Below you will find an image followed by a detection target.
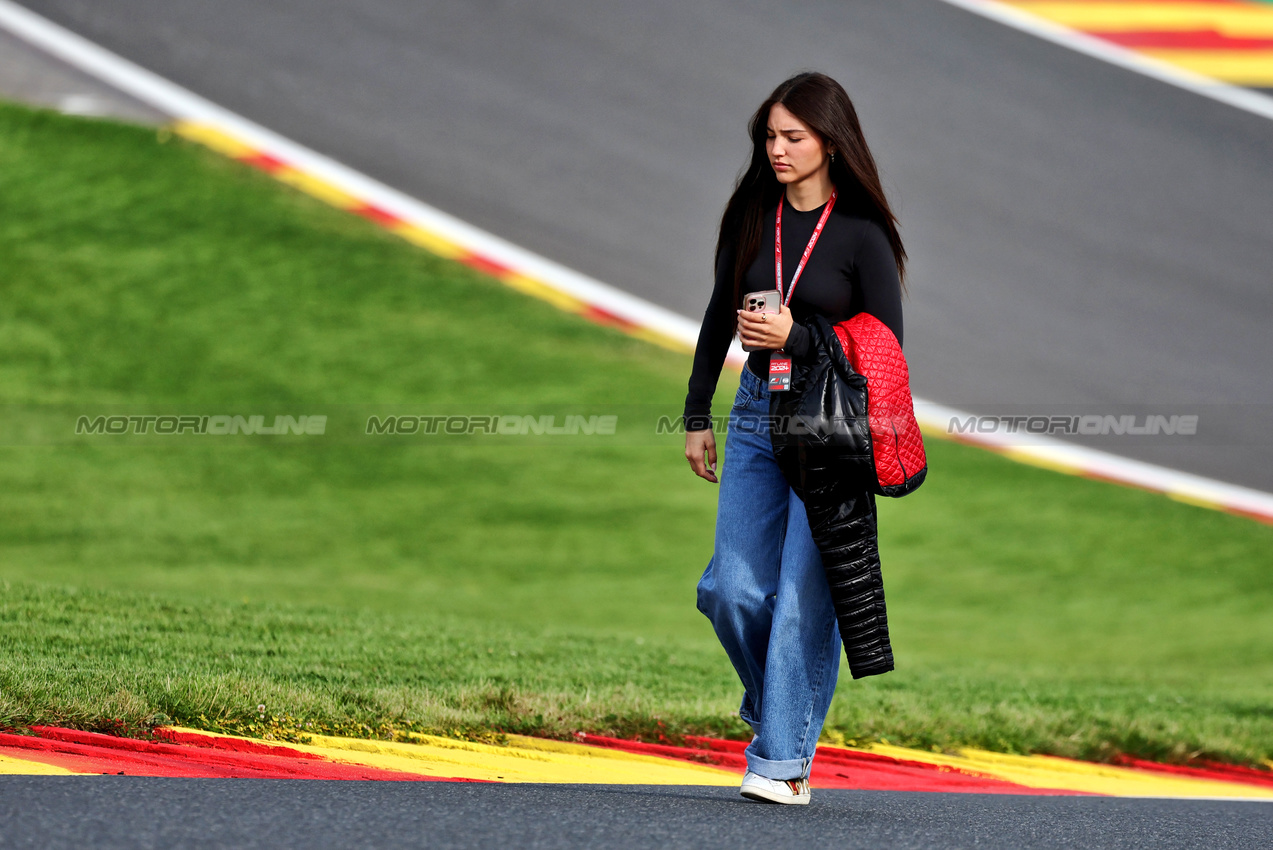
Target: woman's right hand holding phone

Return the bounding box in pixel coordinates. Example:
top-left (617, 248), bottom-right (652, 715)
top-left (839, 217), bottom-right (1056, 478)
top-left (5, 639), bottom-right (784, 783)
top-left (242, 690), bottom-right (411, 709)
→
top-left (737, 302), bottom-right (794, 350)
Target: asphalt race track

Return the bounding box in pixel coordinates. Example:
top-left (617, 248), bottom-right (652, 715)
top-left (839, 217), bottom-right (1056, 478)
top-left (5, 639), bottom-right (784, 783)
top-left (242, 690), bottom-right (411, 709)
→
top-left (2, 777), bottom-right (1271, 850)
top-left (16, 0), bottom-right (1273, 491)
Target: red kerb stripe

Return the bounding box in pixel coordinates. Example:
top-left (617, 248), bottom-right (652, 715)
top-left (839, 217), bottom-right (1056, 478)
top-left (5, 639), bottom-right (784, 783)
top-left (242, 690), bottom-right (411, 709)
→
top-left (236, 152), bottom-right (287, 173)
top-left (1090, 30), bottom-right (1273, 51)
top-left (580, 305), bottom-right (638, 330)
top-left (459, 254), bottom-right (513, 278)
top-left (350, 204), bottom-right (405, 227)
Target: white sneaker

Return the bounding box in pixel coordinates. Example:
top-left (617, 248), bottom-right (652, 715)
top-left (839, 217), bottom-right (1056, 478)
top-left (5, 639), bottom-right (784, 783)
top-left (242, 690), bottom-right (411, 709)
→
top-left (739, 770), bottom-right (811, 805)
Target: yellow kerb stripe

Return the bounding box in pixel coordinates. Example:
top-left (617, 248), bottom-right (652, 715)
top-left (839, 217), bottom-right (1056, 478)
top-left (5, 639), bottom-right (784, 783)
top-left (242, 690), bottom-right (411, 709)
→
top-left (626, 325), bottom-right (697, 354)
top-left (865, 744), bottom-right (1273, 799)
top-left (0, 752), bottom-right (85, 776)
top-left (1167, 490), bottom-right (1225, 510)
top-left (385, 223), bottom-right (470, 259)
top-left (271, 168), bottom-right (362, 209)
top-left (1136, 49), bottom-right (1273, 84)
top-left (996, 448), bottom-right (1085, 476)
top-left (164, 727), bottom-right (740, 786)
top-left (501, 273), bottom-right (589, 313)
top-left (171, 120), bottom-right (259, 158)
top-left (1007, 3), bottom-right (1273, 37)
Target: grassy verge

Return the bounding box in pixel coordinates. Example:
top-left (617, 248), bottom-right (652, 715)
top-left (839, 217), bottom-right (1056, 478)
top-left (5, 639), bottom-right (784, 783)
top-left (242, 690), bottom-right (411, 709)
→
top-left (1, 102), bottom-right (1270, 767)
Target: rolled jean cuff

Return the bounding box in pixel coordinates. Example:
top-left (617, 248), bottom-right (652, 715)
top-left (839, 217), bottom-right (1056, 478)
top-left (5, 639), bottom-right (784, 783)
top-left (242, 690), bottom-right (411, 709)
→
top-left (745, 751), bottom-right (811, 782)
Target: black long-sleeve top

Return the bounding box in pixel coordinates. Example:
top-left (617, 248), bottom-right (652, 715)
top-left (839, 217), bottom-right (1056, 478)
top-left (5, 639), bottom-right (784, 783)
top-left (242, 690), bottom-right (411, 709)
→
top-left (684, 195), bottom-right (903, 431)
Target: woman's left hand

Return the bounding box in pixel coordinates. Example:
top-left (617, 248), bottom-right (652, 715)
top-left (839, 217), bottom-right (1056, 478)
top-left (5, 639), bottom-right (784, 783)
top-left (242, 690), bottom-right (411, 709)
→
top-left (737, 303), bottom-right (794, 350)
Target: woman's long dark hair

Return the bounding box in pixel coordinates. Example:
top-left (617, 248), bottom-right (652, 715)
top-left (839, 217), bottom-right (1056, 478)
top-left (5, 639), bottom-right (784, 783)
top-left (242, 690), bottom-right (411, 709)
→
top-left (716, 72), bottom-right (907, 307)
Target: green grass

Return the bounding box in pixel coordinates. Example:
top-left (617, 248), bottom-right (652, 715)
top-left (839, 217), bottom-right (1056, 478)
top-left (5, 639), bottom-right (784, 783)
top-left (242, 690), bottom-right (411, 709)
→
top-left (1, 101), bottom-right (1270, 767)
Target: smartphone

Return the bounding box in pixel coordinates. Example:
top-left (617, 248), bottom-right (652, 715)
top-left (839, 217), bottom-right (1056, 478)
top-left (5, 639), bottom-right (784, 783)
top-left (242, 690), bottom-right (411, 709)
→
top-left (740, 289), bottom-right (781, 352)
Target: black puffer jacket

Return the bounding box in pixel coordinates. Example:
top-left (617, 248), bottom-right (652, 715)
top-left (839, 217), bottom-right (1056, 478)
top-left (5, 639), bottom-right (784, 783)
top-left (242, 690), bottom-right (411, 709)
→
top-left (770, 317), bottom-right (894, 679)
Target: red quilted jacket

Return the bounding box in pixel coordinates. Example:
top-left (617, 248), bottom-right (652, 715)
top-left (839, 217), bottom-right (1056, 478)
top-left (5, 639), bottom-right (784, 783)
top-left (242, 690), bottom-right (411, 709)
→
top-left (832, 313), bottom-right (927, 497)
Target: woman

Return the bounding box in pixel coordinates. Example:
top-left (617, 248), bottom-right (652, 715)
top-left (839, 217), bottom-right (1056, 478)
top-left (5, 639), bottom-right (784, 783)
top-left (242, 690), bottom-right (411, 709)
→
top-left (683, 72), bottom-right (906, 805)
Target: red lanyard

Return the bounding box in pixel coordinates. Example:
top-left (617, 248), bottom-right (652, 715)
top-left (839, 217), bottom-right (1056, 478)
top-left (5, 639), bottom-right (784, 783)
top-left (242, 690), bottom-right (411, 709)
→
top-left (775, 188), bottom-right (837, 306)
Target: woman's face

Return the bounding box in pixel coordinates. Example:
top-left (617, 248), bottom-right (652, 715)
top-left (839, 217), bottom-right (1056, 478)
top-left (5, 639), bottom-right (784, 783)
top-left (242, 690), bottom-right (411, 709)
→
top-left (765, 102), bottom-right (830, 186)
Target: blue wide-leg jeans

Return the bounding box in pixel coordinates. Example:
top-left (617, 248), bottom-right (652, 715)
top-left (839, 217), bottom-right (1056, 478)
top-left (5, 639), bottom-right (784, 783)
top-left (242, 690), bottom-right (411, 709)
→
top-left (696, 365), bottom-right (842, 781)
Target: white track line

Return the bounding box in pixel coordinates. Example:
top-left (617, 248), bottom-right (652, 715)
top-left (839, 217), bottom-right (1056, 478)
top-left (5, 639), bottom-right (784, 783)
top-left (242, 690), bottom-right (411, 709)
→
top-left (936, 0), bottom-right (1273, 122)
top-left (2, 0), bottom-right (1271, 521)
